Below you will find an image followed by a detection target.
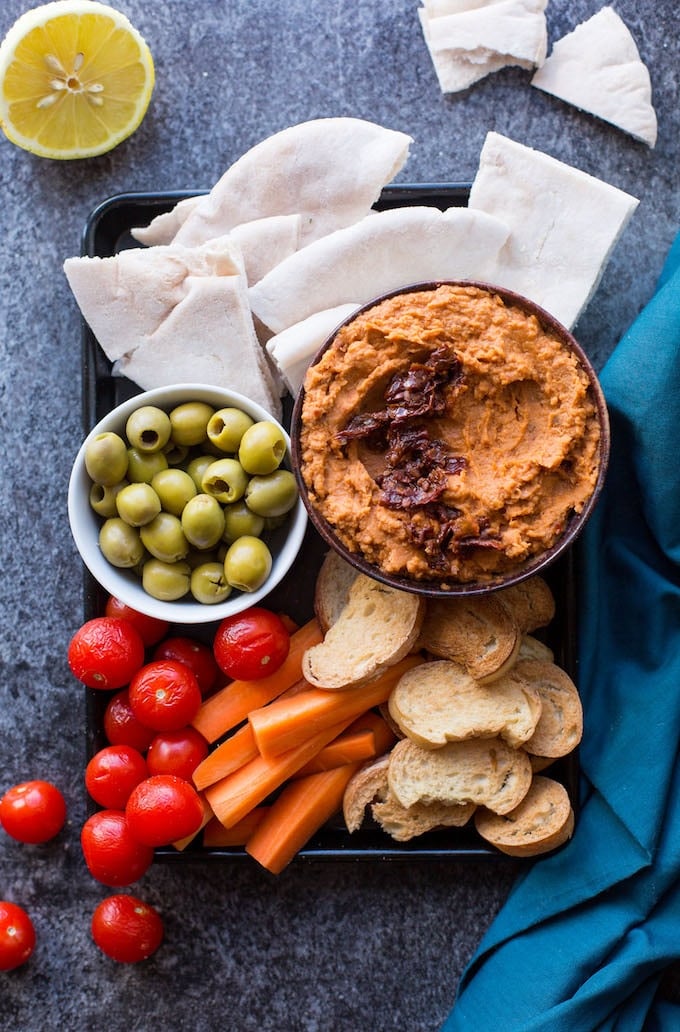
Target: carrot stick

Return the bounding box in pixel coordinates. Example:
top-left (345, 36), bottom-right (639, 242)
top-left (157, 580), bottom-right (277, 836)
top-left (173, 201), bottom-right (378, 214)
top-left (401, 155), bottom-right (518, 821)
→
top-left (192, 723), bottom-right (259, 791)
top-left (343, 709), bottom-right (397, 757)
top-left (203, 809), bottom-right (269, 847)
top-left (204, 717), bottom-right (354, 828)
top-left (249, 655), bottom-right (422, 758)
top-left (245, 763), bottom-right (362, 874)
top-left (191, 618), bottom-right (322, 743)
top-left (295, 727), bottom-right (377, 776)
top-left (172, 793), bottom-right (214, 851)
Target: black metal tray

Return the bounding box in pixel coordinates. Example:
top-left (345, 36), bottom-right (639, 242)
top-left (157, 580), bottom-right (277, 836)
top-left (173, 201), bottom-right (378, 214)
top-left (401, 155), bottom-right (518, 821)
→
top-left (79, 185), bottom-right (580, 863)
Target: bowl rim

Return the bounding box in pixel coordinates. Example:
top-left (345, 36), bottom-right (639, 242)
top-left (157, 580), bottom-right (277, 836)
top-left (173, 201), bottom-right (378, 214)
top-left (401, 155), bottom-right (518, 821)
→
top-left (69, 383), bottom-right (308, 623)
top-left (290, 279), bottom-right (610, 598)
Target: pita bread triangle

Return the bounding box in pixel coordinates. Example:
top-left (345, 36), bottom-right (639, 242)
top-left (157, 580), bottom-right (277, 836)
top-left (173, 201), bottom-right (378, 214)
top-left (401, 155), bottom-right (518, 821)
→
top-left (531, 7), bottom-right (657, 147)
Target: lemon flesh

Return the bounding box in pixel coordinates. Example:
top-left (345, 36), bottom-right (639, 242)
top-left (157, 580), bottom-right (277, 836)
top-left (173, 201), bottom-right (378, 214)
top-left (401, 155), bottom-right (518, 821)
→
top-left (0, 0), bottom-right (154, 159)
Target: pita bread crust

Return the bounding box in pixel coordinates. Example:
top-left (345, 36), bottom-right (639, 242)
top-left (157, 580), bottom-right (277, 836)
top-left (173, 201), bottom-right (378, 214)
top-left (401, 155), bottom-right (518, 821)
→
top-left (423, 0), bottom-right (548, 66)
top-left (468, 131), bottom-right (639, 328)
top-left (419, 8), bottom-right (521, 94)
top-left (531, 7), bottom-right (657, 147)
top-left (229, 214), bottom-right (302, 286)
top-left (131, 195), bottom-right (204, 246)
top-left (248, 205), bottom-right (510, 335)
top-left (266, 304), bottom-right (360, 396)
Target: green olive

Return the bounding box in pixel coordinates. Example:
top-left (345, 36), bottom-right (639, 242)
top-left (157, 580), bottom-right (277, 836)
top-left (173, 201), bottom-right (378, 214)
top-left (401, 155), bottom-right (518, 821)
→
top-left (140, 512), bottom-right (189, 563)
top-left (181, 494), bottom-right (225, 549)
top-left (185, 454), bottom-right (216, 492)
top-left (244, 469), bottom-right (298, 518)
top-left (202, 458), bottom-right (248, 504)
top-left (89, 480), bottom-right (129, 518)
top-left (163, 441), bottom-right (189, 466)
top-left (222, 499), bottom-right (265, 543)
top-left (190, 562), bottom-right (232, 604)
top-left (169, 402), bottom-right (215, 447)
top-left (224, 535), bottom-right (273, 592)
top-left (115, 482), bottom-right (162, 527)
top-left (151, 468), bottom-right (197, 517)
top-left (99, 518), bottom-right (145, 568)
top-left (125, 406), bottom-right (172, 453)
top-left (126, 447), bottom-right (168, 484)
top-left (238, 421), bottom-right (287, 475)
top-left (206, 407), bottom-right (254, 453)
top-left (85, 432), bottom-right (129, 486)
top-left (142, 558), bottom-right (191, 601)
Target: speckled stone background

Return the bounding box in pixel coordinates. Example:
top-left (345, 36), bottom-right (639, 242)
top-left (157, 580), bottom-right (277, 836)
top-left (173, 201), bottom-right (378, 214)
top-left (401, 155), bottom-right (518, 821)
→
top-left (0, 1), bottom-right (678, 1029)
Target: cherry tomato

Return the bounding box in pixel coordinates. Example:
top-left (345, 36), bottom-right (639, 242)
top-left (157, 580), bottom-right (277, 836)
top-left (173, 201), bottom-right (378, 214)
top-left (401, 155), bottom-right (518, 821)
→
top-left (152, 636), bottom-right (219, 696)
top-left (0, 780), bottom-right (66, 844)
top-left (85, 746), bottom-right (148, 810)
top-left (213, 608), bottom-right (291, 681)
top-left (103, 689), bottom-right (156, 752)
top-left (104, 596), bottom-right (169, 647)
top-left (91, 894), bottom-right (163, 963)
top-left (81, 810), bottom-right (154, 887)
top-left (125, 775), bottom-right (204, 847)
top-left (68, 617), bottom-right (145, 690)
top-left (0, 901), bottom-right (36, 971)
top-left (146, 728), bottom-right (209, 781)
top-left (128, 660), bottom-right (202, 732)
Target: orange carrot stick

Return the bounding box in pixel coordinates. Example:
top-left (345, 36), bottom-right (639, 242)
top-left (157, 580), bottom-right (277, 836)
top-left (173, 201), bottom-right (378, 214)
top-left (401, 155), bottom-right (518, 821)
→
top-left (295, 727), bottom-right (377, 776)
top-left (344, 709), bottom-right (397, 757)
top-left (204, 717), bottom-right (354, 828)
top-left (191, 618), bottom-right (322, 743)
top-left (249, 655), bottom-right (422, 758)
top-left (203, 809), bottom-right (269, 848)
top-left (192, 723), bottom-right (259, 791)
top-left (245, 763), bottom-right (362, 874)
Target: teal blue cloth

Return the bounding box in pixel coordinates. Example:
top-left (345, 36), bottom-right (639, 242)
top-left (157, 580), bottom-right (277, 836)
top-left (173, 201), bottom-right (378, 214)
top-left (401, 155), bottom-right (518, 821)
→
top-left (442, 232), bottom-right (680, 1032)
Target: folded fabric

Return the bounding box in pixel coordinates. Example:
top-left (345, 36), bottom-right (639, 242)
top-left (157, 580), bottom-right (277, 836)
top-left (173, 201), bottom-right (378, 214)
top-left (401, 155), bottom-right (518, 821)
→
top-left (441, 228), bottom-right (680, 1031)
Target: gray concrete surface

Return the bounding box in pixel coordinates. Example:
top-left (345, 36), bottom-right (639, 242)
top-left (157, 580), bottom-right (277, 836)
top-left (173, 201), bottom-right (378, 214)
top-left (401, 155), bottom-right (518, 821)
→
top-left (0, 1), bottom-right (678, 1029)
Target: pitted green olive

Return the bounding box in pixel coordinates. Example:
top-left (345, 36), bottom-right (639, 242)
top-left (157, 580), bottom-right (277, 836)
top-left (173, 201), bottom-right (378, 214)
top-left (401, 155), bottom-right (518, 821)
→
top-left (126, 447), bottom-right (168, 484)
top-left (162, 441), bottom-right (189, 466)
top-left (151, 468), bottom-right (197, 517)
top-left (181, 494), bottom-right (225, 549)
top-left (185, 454), bottom-right (216, 492)
top-left (224, 536), bottom-right (272, 592)
top-left (169, 402), bottom-right (215, 446)
top-left (142, 558), bottom-right (191, 601)
top-left (222, 500), bottom-right (265, 543)
top-left (190, 562), bottom-right (232, 604)
top-left (89, 480), bottom-right (129, 518)
top-left (238, 421), bottom-right (287, 475)
top-left (140, 512), bottom-right (189, 563)
top-left (115, 482), bottom-right (162, 527)
top-left (245, 469), bottom-right (298, 518)
top-left (85, 432), bottom-right (129, 486)
top-left (99, 518), bottom-right (145, 568)
top-left (125, 406), bottom-right (172, 453)
top-left (202, 458), bottom-right (248, 504)
top-left (206, 407), bottom-right (254, 453)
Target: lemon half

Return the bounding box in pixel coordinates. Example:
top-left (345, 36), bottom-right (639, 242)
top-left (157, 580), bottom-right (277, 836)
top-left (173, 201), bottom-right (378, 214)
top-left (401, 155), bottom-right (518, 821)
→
top-left (0, 0), bottom-right (154, 159)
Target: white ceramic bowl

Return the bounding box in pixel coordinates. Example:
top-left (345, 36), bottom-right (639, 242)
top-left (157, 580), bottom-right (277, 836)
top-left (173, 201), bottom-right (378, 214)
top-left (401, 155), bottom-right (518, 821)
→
top-left (68, 383), bottom-right (307, 624)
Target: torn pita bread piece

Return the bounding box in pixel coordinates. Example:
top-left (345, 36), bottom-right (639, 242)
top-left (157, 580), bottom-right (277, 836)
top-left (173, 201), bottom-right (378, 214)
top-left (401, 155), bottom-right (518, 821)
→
top-left (131, 194), bottom-right (204, 246)
top-left (423, 0), bottom-right (509, 14)
top-left (418, 9), bottom-right (514, 93)
top-left (158, 118), bottom-right (412, 250)
top-left (422, 0), bottom-right (548, 67)
top-left (468, 131), bottom-right (639, 329)
top-left (228, 214), bottom-right (302, 286)
top-left (248, 205), bottom-right (510, 335)
top-left (531, 7), bottom-right (657, 148)
top-left (265, 303), bottom-right (359, 396)
top-left (64, 237), bottom-right (281, 417)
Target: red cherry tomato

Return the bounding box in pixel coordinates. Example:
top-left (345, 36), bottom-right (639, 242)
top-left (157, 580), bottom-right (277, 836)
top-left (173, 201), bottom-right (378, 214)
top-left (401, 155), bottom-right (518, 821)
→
top-left (213, 608), bottom-right (290, 681)
top-left (152, 636), bottom-right (219, 696)
top-left (0, 901), bottom-right (36, 971)
top-left (81, 810), bottom-right (154, 887)
top-left (125, 775), bottom-right (204, 847)
top-left (146, 727), bottom-right (209, 781)
top-left (91, 894), bottom-right (163, 963)
top-left (68, 617), bottom-right (145, 690)
top-left (0, 780), bottom-right (66, 844)
top-left (103, 689), bottom-right (156, 752)
top-left (104, 597), bottom-right (169, 647)
top-left (128, 660), bottom-right (202, 732)
top-left (85, 746), bottom-right (148, 809)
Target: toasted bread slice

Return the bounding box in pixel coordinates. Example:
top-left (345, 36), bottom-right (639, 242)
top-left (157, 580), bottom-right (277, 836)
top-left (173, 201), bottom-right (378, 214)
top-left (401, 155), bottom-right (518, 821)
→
top-left (418, 594), bottom-right (520, 683)
top-left (302, 573), bottom-right (426, 690)
top-left (515, 659), bottom-right (583, 757)
top-left (387, 736), bottom-right (532, 815)
top-left (496, 575), bottom-right (556, 633)
top-left (474, 775), bottom-right (574, 857)
top-left (518, 634), bottom-right (554, 663)
top-left (313, 550), bottom-right (360, 633)
top-left (343, 754), bottom-right (474, 841)
top-left (388, 660), bottom-right (542, 749)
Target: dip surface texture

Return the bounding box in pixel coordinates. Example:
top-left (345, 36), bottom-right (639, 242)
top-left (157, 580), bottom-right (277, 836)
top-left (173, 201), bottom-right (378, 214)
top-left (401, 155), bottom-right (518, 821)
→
top-left (299, 284), bottom-right (601, 585)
